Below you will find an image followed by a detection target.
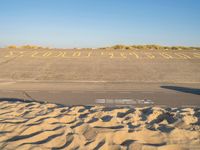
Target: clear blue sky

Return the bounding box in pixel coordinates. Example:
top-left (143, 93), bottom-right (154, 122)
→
top-left (0, 0), bottom-right (200, 48)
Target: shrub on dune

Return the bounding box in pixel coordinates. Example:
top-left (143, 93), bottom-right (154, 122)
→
top-left (6, 45), bottom-right (47, 49)
top-left (7, 45), bottom-right (18, 49)
top-left (20, 45), bottom-right (42, 49)
top-left (18, 45), bottom-right (49, 49)
top-left (112, 45), bottom-right (126, 49)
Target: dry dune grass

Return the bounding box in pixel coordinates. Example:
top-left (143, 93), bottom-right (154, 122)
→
top-left (5, 44), bottom-right (200, 51)
top-left (7, 45), bottom-right (49, 50)
top-left (110, 45), bottom-right (200, 50)
top-left (7, 45), bottom-right (18, 49)
top-left (0, 99), bottom-right (199, 150)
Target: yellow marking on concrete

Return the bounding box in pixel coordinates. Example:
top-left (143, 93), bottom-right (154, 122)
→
top-left (72, 51), bottom-right (81, 57)
top-left (19, 51), bottom-right (26, 57)
top-left (144, 53), bottom-right (155, 59)
top-left (61, 52), bottom-right (71, 58)
top-left (174, 53), bottom-right (191, 59)
top-left (193, 53), bottom-right (200, 59)
top-left (54, 51), bottom-right (65, 58)
top-left (159, 52), bottom-right (173, 59)
top-left (120, 53), bottom-right (127, 58)
top-left (4, 51), bottom-right (15, 58)
top-left (31, 51), bottom-right (40, 58)
top-left (42, 51), bottom-right (53, 57)
top-left (108, 52), bottom-right (114, 58)
top-left (129, 52), bottom-right (139, 59)
top-left (86, 52), bottom-right (92, 58)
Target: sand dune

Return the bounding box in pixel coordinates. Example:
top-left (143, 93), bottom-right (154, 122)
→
top-left (0, 100), bottom-right (199, 150)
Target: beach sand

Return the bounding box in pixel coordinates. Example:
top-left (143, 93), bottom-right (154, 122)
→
top-left (0, 99), bottom-right (199, 150)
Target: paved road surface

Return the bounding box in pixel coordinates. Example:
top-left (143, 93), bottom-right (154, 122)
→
top-left (0, 81), bottom-right (199, 107)
top-left (0, 48), bottom-right (200, 107)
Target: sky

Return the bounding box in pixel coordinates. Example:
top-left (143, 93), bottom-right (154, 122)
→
top-left (0, 0), bottom-right (200, 48)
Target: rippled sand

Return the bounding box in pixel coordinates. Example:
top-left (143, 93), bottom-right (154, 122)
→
top-left (0, 99), bottom-right (199, 150)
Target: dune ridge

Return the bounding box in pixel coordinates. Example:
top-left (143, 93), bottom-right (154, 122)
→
top-left (5, 44), bottom-right (200, 50)
top-left (0, 100), bottom-right (199, 150)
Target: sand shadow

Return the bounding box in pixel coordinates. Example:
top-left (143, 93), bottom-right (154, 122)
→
top-left (0, 97), bottom-right (66, 107)
top-left (160, 86), bottom-right (200, 95)
top-left (0, 98), bottom-right (39, 103)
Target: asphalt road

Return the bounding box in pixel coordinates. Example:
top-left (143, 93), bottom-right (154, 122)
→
top-left (0, 81), bottom-right (199, 107)
top-left (0, 48), bottom-right (200, 107)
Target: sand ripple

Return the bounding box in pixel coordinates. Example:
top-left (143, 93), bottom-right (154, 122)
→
top-left (0, 100), bottom-right (199, 150)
